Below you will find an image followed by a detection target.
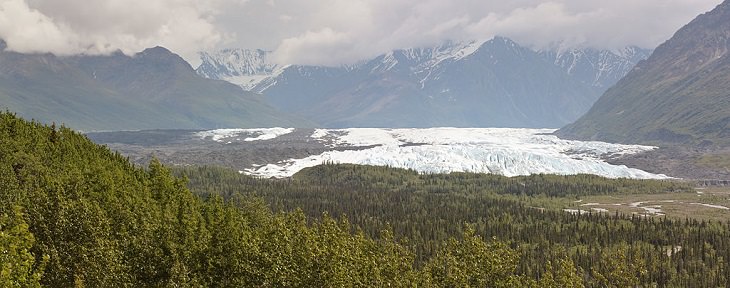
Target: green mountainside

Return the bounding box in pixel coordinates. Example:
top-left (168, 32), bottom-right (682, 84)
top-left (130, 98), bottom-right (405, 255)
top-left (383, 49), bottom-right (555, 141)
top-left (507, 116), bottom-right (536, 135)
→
top-left (557, 1), bottom-right (730, 146)
top-left (0, 45), bottom-right (307, 131)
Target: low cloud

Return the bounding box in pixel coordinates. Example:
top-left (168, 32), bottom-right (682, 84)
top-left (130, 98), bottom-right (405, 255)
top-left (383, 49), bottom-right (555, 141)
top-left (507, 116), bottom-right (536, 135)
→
top-left (234, 0), bottom-right (721, 66)
top-left (0, 0), bottom-right (231, 65)
top-left (0, 0), bottom-right (722, 67)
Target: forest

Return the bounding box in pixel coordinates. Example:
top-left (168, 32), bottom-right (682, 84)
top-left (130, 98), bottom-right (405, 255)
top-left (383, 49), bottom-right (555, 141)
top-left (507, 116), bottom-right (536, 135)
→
top-left (0, 111), bottom-right (727, 287)
top-left (178, 164), bottom-right (730, 287)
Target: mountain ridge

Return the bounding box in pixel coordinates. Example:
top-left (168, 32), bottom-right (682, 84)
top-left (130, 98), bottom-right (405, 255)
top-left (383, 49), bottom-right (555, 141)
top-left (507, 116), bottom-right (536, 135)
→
top-left (0, 46), bottom-right (308, 131)
top-left (540, 46), bottom-right (651, 89)
top-left (197, 37), bottom-right (650, 128)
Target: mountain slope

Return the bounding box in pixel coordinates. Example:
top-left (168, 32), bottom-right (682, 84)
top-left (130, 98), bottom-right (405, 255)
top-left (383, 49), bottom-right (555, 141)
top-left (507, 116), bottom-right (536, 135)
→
top-left (0, 45), bottom-right (306, 131)
top-left (199, 38), bottom-right (648, 128)
top-left (557, 1), bottom-right (730, 145)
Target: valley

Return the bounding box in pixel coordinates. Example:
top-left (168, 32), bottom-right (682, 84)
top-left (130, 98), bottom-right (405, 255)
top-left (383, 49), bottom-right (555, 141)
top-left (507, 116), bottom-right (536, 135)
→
top-left (7, 110), bottom-right (725, 286)
top-left (88, 124), bottom-right (730, 190)
top-left (88, 127), bottom-right (730, 223)
top-left (88, 127), bottom-right (669, 179)
top-left (1, 0), bottom-right (728, 286)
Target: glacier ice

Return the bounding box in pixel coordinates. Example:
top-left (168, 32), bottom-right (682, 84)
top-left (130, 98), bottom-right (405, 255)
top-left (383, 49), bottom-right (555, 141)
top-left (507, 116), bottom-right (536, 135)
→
top-left (244, 128), bottom-right (670, 179)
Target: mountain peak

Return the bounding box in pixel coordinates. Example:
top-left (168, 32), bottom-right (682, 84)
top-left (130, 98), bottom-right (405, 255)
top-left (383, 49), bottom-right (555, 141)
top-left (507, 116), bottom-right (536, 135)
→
top-left (130, 46), bottom-right (193, 71)
top-left (196, 48), bottom-right (284, 90)
top-left (491, 36), bottom-right (515, 44)
top-left (481, 36), bottom-right (526, 54)
top-left (371, 40), bottom-right (485, 74)
top-left (138, 46), bottom-right (175, 58)
top-left (484, 36), bottom-right (522, 49)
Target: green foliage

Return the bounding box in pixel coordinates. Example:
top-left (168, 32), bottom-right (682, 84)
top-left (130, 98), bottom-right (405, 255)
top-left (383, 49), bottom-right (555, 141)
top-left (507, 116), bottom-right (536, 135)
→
top-left (423, 226), bottom-right (528, 287)
top-left (538, 258), bottom-right (585, 288)
top-left (589, 244), bottom-right (647, 287)
top-left (0, 207), bottom-right (46, 288)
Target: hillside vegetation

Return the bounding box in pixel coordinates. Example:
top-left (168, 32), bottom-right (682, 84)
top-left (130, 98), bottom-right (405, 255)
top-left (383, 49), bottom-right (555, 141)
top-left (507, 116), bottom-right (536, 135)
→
top-left (557, 1), bottom-right (730, 146)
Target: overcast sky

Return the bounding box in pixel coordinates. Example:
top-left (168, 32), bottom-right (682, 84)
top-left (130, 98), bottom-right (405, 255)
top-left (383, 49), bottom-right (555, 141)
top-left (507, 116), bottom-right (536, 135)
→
top-left (0, 0), bottom-right (722, 67)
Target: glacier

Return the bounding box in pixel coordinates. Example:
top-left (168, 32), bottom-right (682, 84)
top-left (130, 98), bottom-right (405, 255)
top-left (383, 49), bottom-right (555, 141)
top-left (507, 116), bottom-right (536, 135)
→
top-left (242, 128), bottom-right (670, 179)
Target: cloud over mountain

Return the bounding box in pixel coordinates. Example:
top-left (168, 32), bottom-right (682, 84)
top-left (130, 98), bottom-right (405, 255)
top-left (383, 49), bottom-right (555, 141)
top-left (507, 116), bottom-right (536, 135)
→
top-left (259, 0), bottom-right (719, 65)
top-left (0, 0), bottom-right (230, 64)
top-left (0, 0), bottom-right (720, 66)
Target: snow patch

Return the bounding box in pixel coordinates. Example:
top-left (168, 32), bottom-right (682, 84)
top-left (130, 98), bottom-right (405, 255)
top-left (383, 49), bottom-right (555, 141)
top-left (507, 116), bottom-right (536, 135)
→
top-left (222, 66), bottom-right (287, 90)
top-left (243, 128), bottom-right (295, 141)
top-left (310, 129), bottom-right (330, 139)
top-left (196, 128), bottom-right (294, 143)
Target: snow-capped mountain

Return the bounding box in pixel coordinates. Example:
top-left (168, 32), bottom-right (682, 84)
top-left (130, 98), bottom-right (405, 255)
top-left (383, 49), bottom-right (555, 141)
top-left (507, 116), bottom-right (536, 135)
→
top-left (368, 40), bottom-right (484, 75)
top-left (196, 49), bottom-right (287, 90)
top-left (197, 37), bottom-right (650, 128)
top-left (540, 46), bottom-right (652, 89)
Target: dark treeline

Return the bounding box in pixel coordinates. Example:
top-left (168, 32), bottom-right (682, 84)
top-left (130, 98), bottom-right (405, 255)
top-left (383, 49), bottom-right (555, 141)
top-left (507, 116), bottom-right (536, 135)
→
top-left (177, 164), bottom-right (730, 287)
top-left (0, 111), bottom-right (591, 287)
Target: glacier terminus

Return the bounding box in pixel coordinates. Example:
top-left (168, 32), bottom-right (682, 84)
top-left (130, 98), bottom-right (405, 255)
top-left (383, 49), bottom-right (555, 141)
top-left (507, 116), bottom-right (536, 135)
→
top-left (194, 127), bottom-right (670, 179)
